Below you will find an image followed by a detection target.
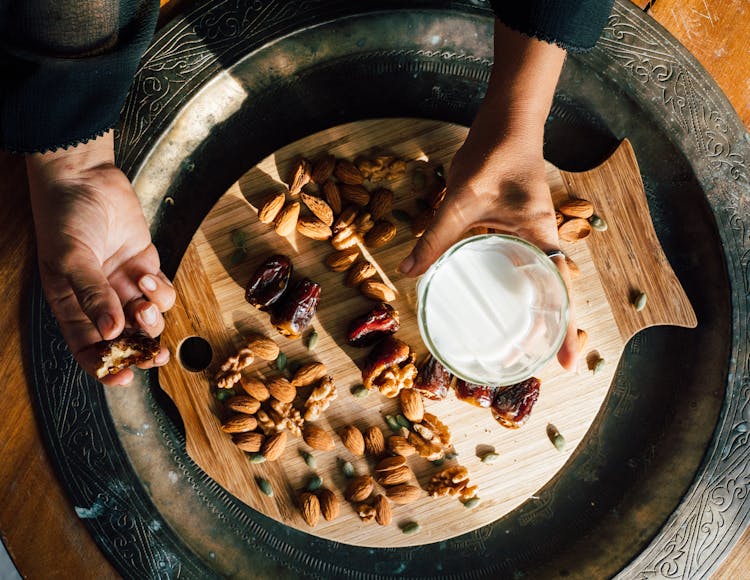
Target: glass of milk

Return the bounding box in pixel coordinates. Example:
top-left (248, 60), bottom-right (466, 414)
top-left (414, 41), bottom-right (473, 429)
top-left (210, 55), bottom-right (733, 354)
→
top-left (417, 234), bottom-right (569, 386)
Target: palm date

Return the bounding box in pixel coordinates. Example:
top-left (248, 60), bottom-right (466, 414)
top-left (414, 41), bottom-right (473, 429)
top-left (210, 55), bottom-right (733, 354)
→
top-left (346, 303), bottom-right (400, 347)
top-left (413, 355), bottom-right (452, 401)
top-left (490, 377), bottom-right (541, 429)
top-left (271, 278), bottom-right (321, 338)
top-left (245, 254), bottom-right (293, 310)
top-left (453, 379), bottom-right (495, 408)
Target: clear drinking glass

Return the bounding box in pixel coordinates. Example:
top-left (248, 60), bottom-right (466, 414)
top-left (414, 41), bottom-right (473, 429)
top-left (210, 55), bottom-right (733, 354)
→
top-left (417, 234), bottom-right (569, 386)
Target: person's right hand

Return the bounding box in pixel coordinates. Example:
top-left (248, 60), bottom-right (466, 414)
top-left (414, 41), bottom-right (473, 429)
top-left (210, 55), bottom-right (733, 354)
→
top-left (27, 131), bottom-right (175, 385)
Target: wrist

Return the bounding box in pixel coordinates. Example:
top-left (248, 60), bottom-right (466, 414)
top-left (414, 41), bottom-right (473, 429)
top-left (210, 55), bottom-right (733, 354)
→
top-left (26, 131), bottom-right (115, 185)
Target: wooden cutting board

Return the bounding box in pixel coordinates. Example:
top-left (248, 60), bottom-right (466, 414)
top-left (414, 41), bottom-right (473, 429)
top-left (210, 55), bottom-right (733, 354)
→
top-left (158, 119), bottom-right (696, 547)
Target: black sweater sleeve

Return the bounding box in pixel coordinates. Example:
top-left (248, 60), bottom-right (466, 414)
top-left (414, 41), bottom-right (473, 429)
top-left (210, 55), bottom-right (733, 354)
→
top-left (0, 0), bottom-right (158, 153)
top-left (489, 0), bottom-right (614, 52)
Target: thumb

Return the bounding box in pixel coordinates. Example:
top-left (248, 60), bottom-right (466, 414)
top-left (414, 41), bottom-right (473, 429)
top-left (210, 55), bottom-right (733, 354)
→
top-left (398, 200), bottom-right (471, 277)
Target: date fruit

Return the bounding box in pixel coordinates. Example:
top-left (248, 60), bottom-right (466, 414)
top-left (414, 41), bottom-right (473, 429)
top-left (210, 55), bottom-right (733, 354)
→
top-left (490, 377), bottom-right (541, 429)
top-left (413, 355), bottom-right (452, 401)
top-left (454, 379), bottom-right (496, 408)
top-left (346, 303), bottom-right (400, 347)
top-left (271, 278), bottom-right (321, 338)
top-left (245, 255), bottom-right (293, 310)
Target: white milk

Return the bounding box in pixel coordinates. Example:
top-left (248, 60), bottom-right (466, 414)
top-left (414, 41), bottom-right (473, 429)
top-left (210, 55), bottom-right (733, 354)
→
top-left (417, 235), bottom-right (568, 386)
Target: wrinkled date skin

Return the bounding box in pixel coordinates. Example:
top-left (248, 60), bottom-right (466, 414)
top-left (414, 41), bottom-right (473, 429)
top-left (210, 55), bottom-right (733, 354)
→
top-left (271, 278), bottom-right (321, 338)
top-left (413, 355), bottom-right (452, 400)
top-left (361, 337), bottom-right (415, 390)
top-left (490, 377), bottom-right (541, 429)
top-left (245, 255), bottom-right (293, 310)
top-left (346, 303), bottom-right (400, 347)
top-left (453, 379), bottom-right (496, 408)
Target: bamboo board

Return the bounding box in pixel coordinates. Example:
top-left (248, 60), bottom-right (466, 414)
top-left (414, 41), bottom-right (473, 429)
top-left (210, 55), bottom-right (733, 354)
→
top-left (159, 119), bottom-right (696, 547)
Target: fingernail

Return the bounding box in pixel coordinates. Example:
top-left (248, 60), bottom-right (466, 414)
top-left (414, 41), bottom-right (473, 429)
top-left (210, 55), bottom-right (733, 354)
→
top-left (139, 275), bottom-right (158, 292)
top-left (141, 305), bottom-right (158, 326)
top-left (155, 349), bottom-right (170, 365)
top-left (97, 313), bottom-right (115, 336)
top-left (398, 255), bottom-right (415, 275)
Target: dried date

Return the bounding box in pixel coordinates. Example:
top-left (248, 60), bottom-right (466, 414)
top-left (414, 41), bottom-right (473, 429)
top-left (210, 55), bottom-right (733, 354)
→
top-left (412, 355), bottom-right (452, 401)
top-left (490, 377), bottom-right (541, 429)
top-left (271, 278), bottom-right (321, 338)
top-left (346, 303), bottom-right (400, 347)
top-left (454, 379), bottom-right (496, 408)
top-left (244, 255), bottom-right (293, 310)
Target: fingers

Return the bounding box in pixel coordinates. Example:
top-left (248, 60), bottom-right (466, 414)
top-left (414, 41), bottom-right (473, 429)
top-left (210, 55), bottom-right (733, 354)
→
top-left (137, 271), bottom-right (176, 312)
top-left (124, 296), bottom-right (165, 337)
top-left (547, 253), bottom-right (579, 371)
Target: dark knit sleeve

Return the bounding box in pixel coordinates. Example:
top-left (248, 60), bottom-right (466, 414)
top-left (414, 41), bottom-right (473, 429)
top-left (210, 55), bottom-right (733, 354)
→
top-left (0, 0), bottom-right (158, 153)
top-left (489, 0), bottom-right (614, 52)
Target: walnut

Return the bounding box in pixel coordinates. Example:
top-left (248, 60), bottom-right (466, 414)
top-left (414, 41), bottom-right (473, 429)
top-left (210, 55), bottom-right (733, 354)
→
top-left (407, 431), bottom-right (445, 461)
top-left (425, 465), bottom-right (478, 502)
top-left (361, 337), bottom-right (417, 398)
top-left (355, 502), bottom-right (377, 523)
top-left (215, 348), bottom-right (255, 389)
top-left (420, 413), bottom-right (452, 447)
top-left (407, 412), bottom-right (452, 460)
top-left (303, 376), bottom-right (337, 421)
top-left (256, 402), bottom-right (304, 437)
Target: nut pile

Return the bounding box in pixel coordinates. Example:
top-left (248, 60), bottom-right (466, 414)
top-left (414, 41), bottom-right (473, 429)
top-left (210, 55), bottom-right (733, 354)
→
top-left (555, 197), bottom-right (607, 244)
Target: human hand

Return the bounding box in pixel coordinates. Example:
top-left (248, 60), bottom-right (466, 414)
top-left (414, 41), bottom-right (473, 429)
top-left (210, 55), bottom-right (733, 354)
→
top-left (27, 131), bottom-right (175, 385)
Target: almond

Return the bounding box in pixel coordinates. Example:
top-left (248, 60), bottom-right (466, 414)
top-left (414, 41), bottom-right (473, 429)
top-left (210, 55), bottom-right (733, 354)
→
top-left (565, 255), bottom-right (581, 278)
top-left (296, 216), bottom-right (332, 240)
top-left (233, 431), bottom-right (264, 452)
top-left (558, 217), bottom-right (592, 242)
top-left (339, 425), bottom-right (365, 456)
top-left (360, 280), bottom-right (396, 302)
top-left (368, 188), bottom-right (393, 220)
top-left (303, 424), bottom-right (336, 451)
top-left (262, 431), bottom-right (287, 461)
top-left (577, 328), bottom-right (589, 353)
top-left (354, 210), bottom-right (375, 234)
top-left (345, 260), bottom-right (376, 287)
top-left (325, 248), bottom-right (360, 272)
top-left (274, 201), bottom-right (300, 237)
top-left (340, 183), bottom-right (371, 206)
top-left (318, 488), bottom-right (339, 521)
top-left (330, 228), bottom-right (359, 251)
top-left (258, 191), bottom-right (287, 224)
top-left (344, 475), bottom-right (374, 502)
top-left (221, 413), bottom-right (258, 433)
top-left (268, 378), bottom-right (296, 403)
top-left (364, 220), bottom-right (397, 248)
top-left (240, 376), bottom-right (270, 401)
top-left (300, 492), bottom-right (320, 527)
top-left (558, 199), bottom-right (594, 219)
top-left (332, 205), bottom-right (359, 233)
top-left (291, 362), bottom-right (328, 387)
top-left (399, 389), bottom-right (424, 423)
top-left (387, 435), bottom-right (417, 457)
top-left (364, 426), bottom-right (386, 457)
top-left (385, 484), bottom-right (421, 505)
top-left (289, 159), bottom-right (312, 195)
top-left (376, 465), bottom-right (412, 486)
top-left (311, 154), bottom-right (336, 184)
top-left (245, 334), bottom-right (280, 361)
top-left (334, 160), bottom-right (365, 185)
top-left (300, 192), bottom-right (334, 226)
top-left (225, 395), bottom-right (261, 415)
top-left (375, 455), bottom-right (407, 473)
top-left (373, 494), bottom-right (391, 526)
top-left (322, 180), bottom-right (342, 215)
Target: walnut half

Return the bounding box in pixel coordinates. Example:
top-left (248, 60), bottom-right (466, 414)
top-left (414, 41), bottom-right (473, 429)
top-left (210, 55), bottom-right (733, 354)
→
top-left (425, 465), bottom-right (478, 502)
top-left (361, 337), bottom-right (417, 398)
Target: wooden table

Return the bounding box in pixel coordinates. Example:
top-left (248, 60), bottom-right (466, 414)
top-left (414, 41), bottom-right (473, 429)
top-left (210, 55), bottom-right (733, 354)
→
top-left (1, 1), bottom-right (748, 577)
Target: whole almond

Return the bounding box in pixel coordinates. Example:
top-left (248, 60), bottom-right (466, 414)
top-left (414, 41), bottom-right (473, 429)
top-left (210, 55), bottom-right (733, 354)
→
top-left (275, 201), bottom-right (300, 237)
top-left (225, 395), bottom-right (261, 415)
top-left (300, 192), bottom-right (334, 226)
top-left (364, 426), bottom-right (386, 457)
top-left (558, 199), bottom-right (594, 219)
top-left (262, 430), bottom-right (287, 461)
top-left (322, 180), bottom-right (342, 215)
top-left (332, 205), bottom-right (359, 232)
top-left (330, 228), bottom-right (359, 251)
top-left (360, 280), bottom-right (396, 302)
top-left (385, 483), bottom-right (421, 505)
top-left (373, 494), bottom-right (392, 526)
top-left (558, 217), bottom-right (592, 242)
top-left (289, 159), bottom-right (312, 195)
top-left (334, 160), bottom-right (365, 185)
top-left (325, 248), bottom-right (360, 272)
top-left (339, 425), bottom-right (365, 456)
top-left (340, 183), bottom-right (371, 206)
top-left (375, 455), bottom-right (407, 473)
top-left (258, 191), bottom-right (286, 224)
top-left (387, 435), bottom-right (417, 457)
top-left (318, 488), bottom-right (340, 521)
top-left (399, 389), bottom-right (424, 423)
top-left (233, 431), bottom-right (264, 452)
top-left (268, 378), bottom-right (296, 403)
top-left (291, 362), bottom-right (328, 387)
top-left (369, 188), bottom-right (393, 220)
top-left (303, 424), bottom-right (336, 451)
top-left (577, 328), bottom-right (589, 353)
top-left (354, 210), bottom-right (375, 234)
top-left (365, 220), bottom-right (397, 248)
top-left (311, 154), bottom-right (336, 184)
top-left (221, 413), bottom-right (258, 433)
top-left (300, 492), bottom-right (320, 527)
top-left (345, 260), bottom-right (376, 287)
top-left (565, 255), bottom-right (581, 278)
top-left (344, 475), bottom-right (374, 502)
top-left (297, 216), bottom-right (332, 240)
top-left (240, 377), bottom-right (270, 401)
top-left (376, 465), bottom-right (412, 486)
top-left (246, 335), bottom-right (280, 361)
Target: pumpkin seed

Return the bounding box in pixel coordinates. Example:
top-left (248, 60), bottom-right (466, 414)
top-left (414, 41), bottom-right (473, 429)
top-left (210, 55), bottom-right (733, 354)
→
top-left (306, 329), bottom-right (319, 351)
top-left (395, 414), bottom-right (412, 429)
top-left (589, 215), bottom-right (608, 231)
top-left (553, 433), bottom-right (566, 452)
top-left (385, 415), bottom-right (401, 431)
top-left (480, 452), bottom-right (500, 464)
top-left (463, 498), bottom-right (481, 509)
top-left (401, 522), bottom-right (421, 535)
top-left (275, 352), bottom-right (287, 371)
top-left (634, 292), bottom-right (647, 312)
top-left (340, 459), bottom-right (355, 478)
top-left (306, 475), bottom-right (323, 492)
top-left (351, 385), bottom-right (370, 399)
top-left (593, 358), bottom-right (606, 375)
top-left (249, 453), bottom-right (267, 464)
top-left (431, 458), bottom-right (445, 467)
top-left (302, 452), bottom-right (317, 469)
top-left (231, 229), bottom-right (247, 249)
top-left (214, 389), bottom-right (234, 401)
top-left (257, 477), bottom-right (273, 497)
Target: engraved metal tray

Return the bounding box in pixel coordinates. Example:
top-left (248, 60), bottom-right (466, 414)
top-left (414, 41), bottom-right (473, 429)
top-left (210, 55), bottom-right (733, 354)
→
top-left (28, 1), bottom-right (750, 578)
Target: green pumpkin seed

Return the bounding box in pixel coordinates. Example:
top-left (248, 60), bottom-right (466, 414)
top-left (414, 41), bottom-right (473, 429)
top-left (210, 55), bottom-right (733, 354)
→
top-left (230, 248), bottom-right (247, 266)
top-left (445, 451), bottom-right (458, 460)
top-left (275, 352), bottom-right (287, 371)
top-left (302, 452), bottom-right (317, 469)
top-left (553, 433), bottom-right (566, 452)
top-left (480, 452), bottom-right (500, 464)
top-left (401, 522), bottom-right (421, 535)
top-left (463, 498), bottom-right (481, 509)
top-left (249, 453), bottom-right (267, 464)
top-left (214, 389), bottom-right (235, 401)
top-left (431, 458), bottom-right (445, 467)
top-left (589, 215), bottom-right (608, 231)
top-left (395, 414), bottom-right (412, 429)
top-left (257, 477), bottom-right (273, 497)
top-left (385, 415), bottom-right (401, 431)
top-left (634, 292), bottom-right (647, 312)
top-left (231, 229), bottom-right (247, 249)
top-left (341, 460), bottom-right (355, 478)
top-left (306, 475), bottom-right (323, 492)
top-left (593, 358), bottom-right (606, 375)
top-left (392, 209), bottom-right (412, 223)
top-left (351, 385), bottom-right (370, 399)
top-left (306, 329), bottom-right (319, 351)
